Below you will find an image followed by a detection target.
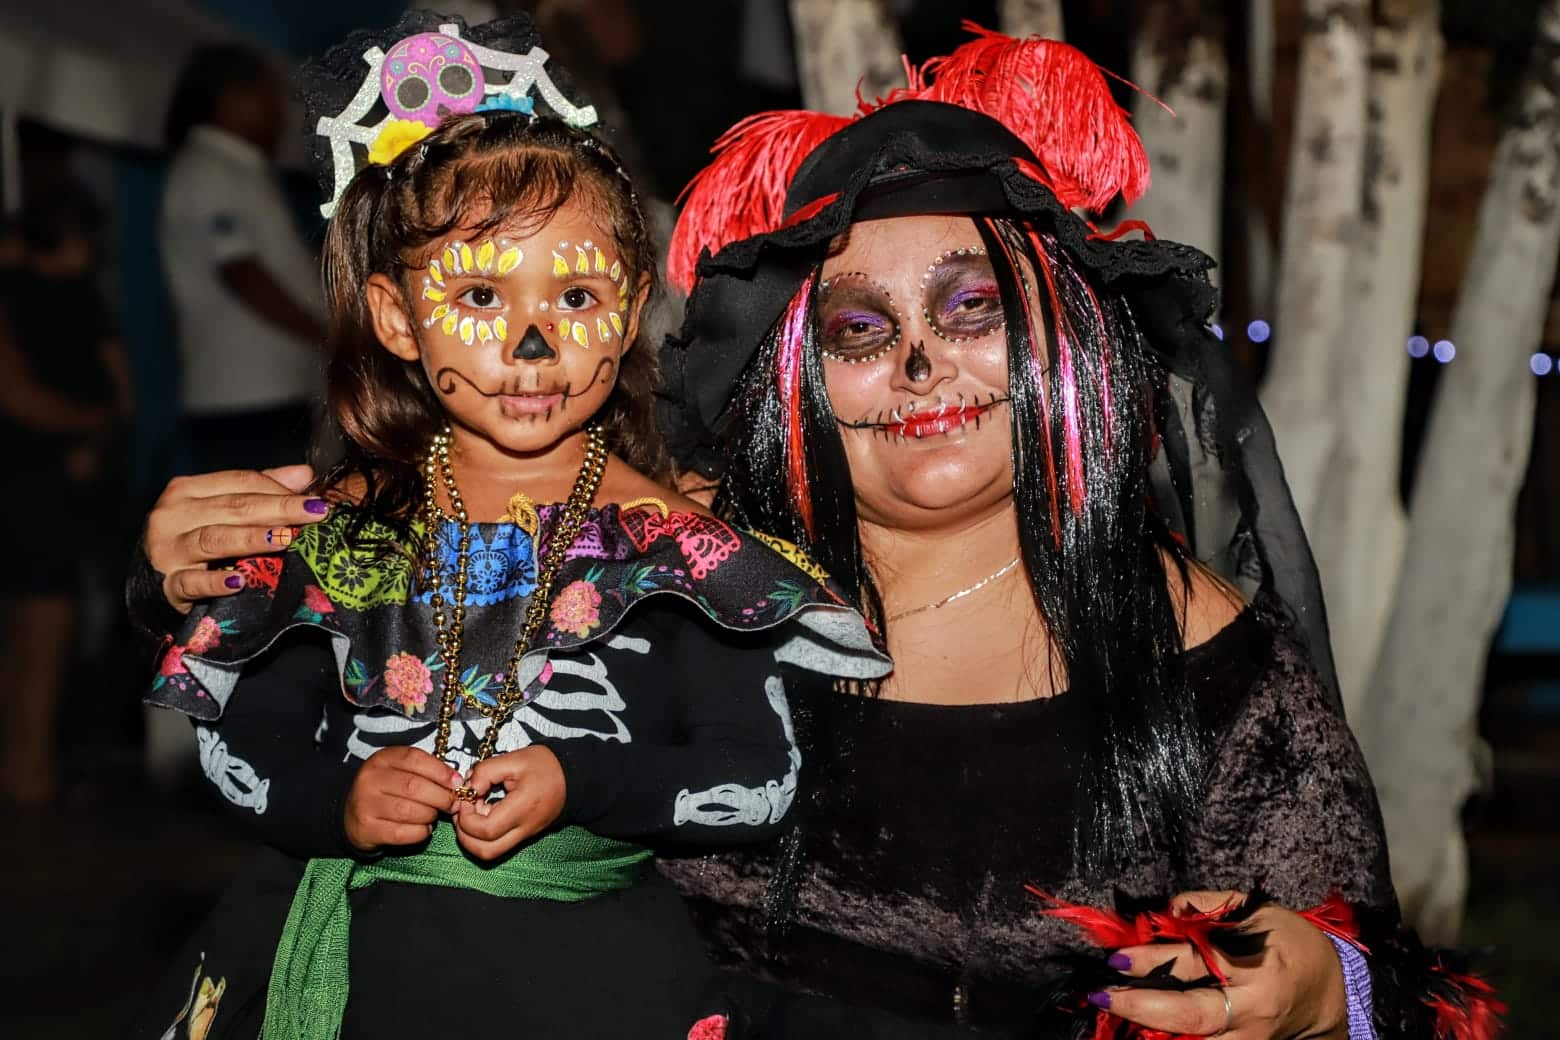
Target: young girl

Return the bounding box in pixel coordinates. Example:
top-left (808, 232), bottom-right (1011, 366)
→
top-left (136, 16), bottom-right (886, 1039)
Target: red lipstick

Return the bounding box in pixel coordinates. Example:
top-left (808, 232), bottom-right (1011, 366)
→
top-left (888, 402), bottom-right (999, 439)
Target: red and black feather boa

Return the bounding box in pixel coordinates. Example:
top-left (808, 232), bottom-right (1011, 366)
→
top-left (1027, 888), bottom-right (1504, 1039)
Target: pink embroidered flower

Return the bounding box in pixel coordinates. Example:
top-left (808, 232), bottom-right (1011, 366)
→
top-left (550, 580), bottom-right (602, 638)
top-left (159, 645), bottom-right (188, 677)
top-left (302, 585), bottom-right (335, 615)
top-left (686, 1015), bottom-right (727, 1040)
top-left (185, 617), bottom-right (223, 654)
top-left (383, 652), bottom-right (432, 714)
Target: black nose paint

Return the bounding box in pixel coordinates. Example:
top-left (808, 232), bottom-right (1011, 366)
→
top-left (904, 340), bottom-right (932, 383)
top-left (512, 324), bottom-right (557, 361)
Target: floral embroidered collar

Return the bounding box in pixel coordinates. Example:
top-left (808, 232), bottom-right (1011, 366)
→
top-left (151, 503), bottom-right (885, 724)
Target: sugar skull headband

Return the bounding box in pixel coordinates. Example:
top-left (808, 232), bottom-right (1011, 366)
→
top-left (312, 19), bottom-right (598, 217)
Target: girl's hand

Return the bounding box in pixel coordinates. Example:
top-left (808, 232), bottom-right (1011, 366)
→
top-left (1100, 891), bottom-right (1348, 1039)
top-left (145, 465), bottom-right (324, 612)
top-left (343, 747), bottom-right (461, 853)
top-left (450, 747), bottom-right (567, 861)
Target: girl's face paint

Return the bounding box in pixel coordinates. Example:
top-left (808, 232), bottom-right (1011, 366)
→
top-left (819, 215), bottom-right (1015, 528)
top-left (420, 236), bottom-right (525, 345)
top-left (378, 201), bottom-right (648, 458)
top-left (549, 239), bottom-right (631, 349)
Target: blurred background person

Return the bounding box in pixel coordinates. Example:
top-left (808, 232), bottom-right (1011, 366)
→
top-left (0, 189), bottom-right (132, 805)
top-left (159, 43), bottom-right (324, 475)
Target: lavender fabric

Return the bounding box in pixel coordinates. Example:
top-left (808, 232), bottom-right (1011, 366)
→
top-left (1329, 933), bottom-right (1379, 1040)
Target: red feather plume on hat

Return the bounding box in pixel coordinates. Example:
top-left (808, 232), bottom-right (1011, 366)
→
top-left (668, 21), bottom-right (1150, 293)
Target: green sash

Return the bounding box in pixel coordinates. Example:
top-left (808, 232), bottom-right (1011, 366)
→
top-left (260, 822), bottom-right (651, 1039)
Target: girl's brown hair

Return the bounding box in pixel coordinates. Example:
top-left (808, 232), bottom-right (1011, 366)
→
top-left (317, 112), bottom-right (666, 524)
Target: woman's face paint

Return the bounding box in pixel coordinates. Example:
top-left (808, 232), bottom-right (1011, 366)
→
top-left (398, 202), bottom-right (645, 457)
top-left (819, 215), bottom-right (1015, 528)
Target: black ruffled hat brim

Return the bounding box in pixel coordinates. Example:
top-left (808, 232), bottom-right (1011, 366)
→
top-left (657, 100), bottom-right (1218, 477)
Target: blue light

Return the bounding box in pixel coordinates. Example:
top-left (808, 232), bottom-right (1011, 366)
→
top-left (1210, 323), bottom-right (1224, 341)
top-left (1246, 319), bottom-right (1271, 343)
top-left (1532, 354), bottom-right (1554, 377)
top-left (1433, 339), bottom-right (1456, 363)
top-left (1407, 335), bottom-right (1430, 358)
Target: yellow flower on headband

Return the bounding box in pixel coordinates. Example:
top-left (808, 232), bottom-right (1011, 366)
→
top-left (367, 118), bottom-right (433, 166)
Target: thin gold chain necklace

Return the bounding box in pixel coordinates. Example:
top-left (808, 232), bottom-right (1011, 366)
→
top-left (887, 556), bottom-right (1023, 622)
top-left (422, 424), bottom-right (608, 800)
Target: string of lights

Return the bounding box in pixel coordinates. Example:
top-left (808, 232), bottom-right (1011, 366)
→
top-left (1209, 323), bottom-right (1555, 374)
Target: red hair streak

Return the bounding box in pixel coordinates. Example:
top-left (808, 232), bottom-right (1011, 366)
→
top-left (983, 219), bottom-right (1063, 545)
top-left (775, 278), bottom-right (817, 538)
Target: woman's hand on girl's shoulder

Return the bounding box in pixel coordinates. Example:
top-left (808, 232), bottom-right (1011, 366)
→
top-left (146, 465), bottom-right (327, 613)
top-left (1099, 890), bottom-right (1347, 1039)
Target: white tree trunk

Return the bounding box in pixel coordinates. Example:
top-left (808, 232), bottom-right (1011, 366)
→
top-left (1243, 0), bottom-right (1277, 315)
top-left (1363, 0), bottom-right (1560, 944)
top-left (1127, 3), bottom-right (1227, 267)
top-left (999, 0), bottom-right (1064, 40)
top-left (1260, 0), bottom-right (1371, 522)
top-left (1308, 2), bottom-right (1442, 719)
top-left (789, 0), bottom-right (904, 116)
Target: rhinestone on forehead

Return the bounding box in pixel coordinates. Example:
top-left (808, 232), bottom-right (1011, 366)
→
top-left (921, 246), bottom-right (996, 345)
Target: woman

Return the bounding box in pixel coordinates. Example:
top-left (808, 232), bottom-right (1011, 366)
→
top-left (2, 191), bottom-right (131, 804)
top-left (131, 27), bottom-right (1495, 1040)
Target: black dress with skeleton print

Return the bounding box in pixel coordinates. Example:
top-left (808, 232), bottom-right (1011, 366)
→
top-left (132, 503), bottom-right (890, 1040)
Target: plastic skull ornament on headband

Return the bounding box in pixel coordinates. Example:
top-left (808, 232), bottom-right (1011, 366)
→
top-left (308, 15), bottom-right (599, 216)
top-left (381, 33), bottom-right (483, 122)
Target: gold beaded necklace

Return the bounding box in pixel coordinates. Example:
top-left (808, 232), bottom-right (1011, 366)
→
top-left (421, 424), bottom-right (608, 800)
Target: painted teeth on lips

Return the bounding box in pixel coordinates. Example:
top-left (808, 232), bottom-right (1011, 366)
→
top-left (890, 405), bottom-right (992, 439)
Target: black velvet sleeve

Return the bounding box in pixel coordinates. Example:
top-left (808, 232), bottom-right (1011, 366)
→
top-left (189, 636), bottom-right (364, 861)
top-left (1184, 611), bottom-right (1501, 1039)
top-left (1182, 616), bottom-right (1395, 910)
top-left (543, 610), bottom-right (799, 848)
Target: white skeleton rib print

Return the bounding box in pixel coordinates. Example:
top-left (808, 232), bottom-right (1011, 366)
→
top-left (343, 634), bottom-right (646, 775)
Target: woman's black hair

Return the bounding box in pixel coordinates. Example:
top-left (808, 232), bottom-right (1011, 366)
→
top-left (717, 214), bottom-right (1203, 897)
top-left (164, 44), bottom-right (273, 152)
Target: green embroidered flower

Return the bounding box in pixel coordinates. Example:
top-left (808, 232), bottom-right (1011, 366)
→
top-left (292, 508), bottom-right (417, 610)
top-left (330, 556), bottom-right (370, 593)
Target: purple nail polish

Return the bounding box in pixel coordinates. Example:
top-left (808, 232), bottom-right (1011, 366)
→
top-left (225, 574), bottom-right (243, 589)
top-left (265, 529), bottom-right (274, 545)
top-left (304, 498), bottom-right (329, 515)
top-left (1087, 991), bottom-right (1112, 1010)
top-left (1107, 953), bottom-right (1132, 971)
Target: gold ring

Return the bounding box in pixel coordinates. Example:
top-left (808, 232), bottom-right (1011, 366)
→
top-left (1216, 987), bottom-right (1234, 1035)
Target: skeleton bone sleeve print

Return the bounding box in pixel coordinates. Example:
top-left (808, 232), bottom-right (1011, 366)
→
top-left (187, 604), bottom-right (801, 854)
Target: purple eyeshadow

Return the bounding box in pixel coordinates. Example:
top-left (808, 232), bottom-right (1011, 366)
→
top-left (943, 286), bottom-right (999, 315)
top-left (827, 310), bottom-right (888, 334)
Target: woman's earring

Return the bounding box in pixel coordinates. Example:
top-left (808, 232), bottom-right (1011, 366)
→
top-left (905, 340), bottom-right (932, 383)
